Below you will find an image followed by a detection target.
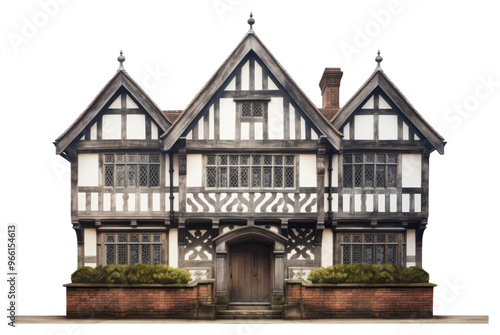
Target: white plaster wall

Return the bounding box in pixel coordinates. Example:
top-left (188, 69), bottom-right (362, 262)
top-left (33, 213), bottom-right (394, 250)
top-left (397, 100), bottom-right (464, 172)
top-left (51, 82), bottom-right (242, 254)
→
top-left (268, 77), bottom-right (278, 90)
top-left (379, 96), bottom-right (391, 109)
top-left (109, 96), bottom-right (121, 108)
top-left (186, 154), bottom-right (202, 187)
top-left (300, 118), bottom-right (306, 140)
top-left (208, 105), bottom-right (214, 139)
top-left (407, 229), bottom-right (416, 257)
top-left (126, 115), bottom-right (146, 139)
top-left (151, 122), bottom-right (158, 140)
top-left (78, 154), bottom-right (99, 187)
top-left (165, 154), bottom-right (179, 187)
top-left (78, 192), bottom-right (86, 211)
top-left (241, 122), bottom-right (250, 140)
top-left (354, 194), bottom-right (362, 212)
top-left (102, 114), bottom-right (121, 139)
top-left (152, 193), bottom-right (160, 211)
top-left (354, 115), bottom-right (374, 140)
top-left (366, 194), bottom-right (374, 212)
top-left (103, 193), bottom-right (111, 211)
top-left (255, 61), bottom-right (262, 90)
top-left (169, 229), bottom-right (178, 267)
top-left (414, 194), bottom-right (422, 212)
top-left (241, 60), bottom-right (250, 90)
top-left (140, 194), bottom-right (148, 211)
top-left (378, 194), bottom-right (385, 212)
top-left (289, 104), bottom-right (296, 140)
top-left (332, 193), bottom-right (338, 212)
top-left (390, 194), bottom-right (397, 212)
top-left (402, 193), bottom-right (410, 212)
top-left (402, 122), bottom-right (409, 140)
top-left (116, 193), bottom-right (124, 211)
top-left (402, 154), bottom-right (422, 187)
top-left (343, 122), bottom-right (350, 140)
top-left (268, 97), bottom-right (284, 140)
top-left (90, 192), bottom-right (98, 211)
top-left (225, 77), bottom-right (236, 91)
top-left (343, 194), bottom-right (350, 212)
top-left (254, 122), bottom-right (263, 140)
top-left (84, 228), bottom-right (96, 257)
top-left (219, 98), bottom-right (235, 140)
top-left (321, 229), bottom-right (334, 267)
top-left (126, 94), bottom-right (139, 108)
top-left (362, 95), bottom-right (374, 109)
top-left (128, 193), bottom-right (136, 212)
top-left (90, 123), bottom-right (97, 140)
top-left (299, 154), bottom-right (316, 187)
top-left (378, 115), bottom-right (398, 140)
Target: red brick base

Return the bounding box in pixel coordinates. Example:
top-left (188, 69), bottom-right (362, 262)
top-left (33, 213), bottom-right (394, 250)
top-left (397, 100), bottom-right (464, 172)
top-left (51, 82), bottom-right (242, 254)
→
top-left (65, 280), bottom-right (214, 319)
top-left (285, 280), bottom-right (435, 319)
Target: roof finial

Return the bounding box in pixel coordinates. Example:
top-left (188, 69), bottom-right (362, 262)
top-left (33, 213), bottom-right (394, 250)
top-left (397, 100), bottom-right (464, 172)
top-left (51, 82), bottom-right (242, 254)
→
top-left (117, 50), bottom-right (126, 72)
top-left (247, 12), bottom-right (255, 34)
top-left (375, 50), bottom-right (383, 72)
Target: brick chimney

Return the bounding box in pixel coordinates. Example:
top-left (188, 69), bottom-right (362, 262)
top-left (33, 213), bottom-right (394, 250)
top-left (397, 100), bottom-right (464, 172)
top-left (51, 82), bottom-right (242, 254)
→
top-left (319, 67), bottom-right (343, 119)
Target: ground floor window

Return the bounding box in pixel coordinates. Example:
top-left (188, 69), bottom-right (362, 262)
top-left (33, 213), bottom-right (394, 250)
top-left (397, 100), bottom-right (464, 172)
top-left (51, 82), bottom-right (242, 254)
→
top-left (105, 232), bottom-right (162, 265)
top-left (340, 232), bottom-right (400, 265)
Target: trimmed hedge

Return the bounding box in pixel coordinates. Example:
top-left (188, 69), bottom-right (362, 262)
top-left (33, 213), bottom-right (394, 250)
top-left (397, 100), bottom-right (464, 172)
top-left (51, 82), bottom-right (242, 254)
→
top-left (71, 264), bottom-right (192, 284)
top-left (307, 264), bottom-right (429, 284)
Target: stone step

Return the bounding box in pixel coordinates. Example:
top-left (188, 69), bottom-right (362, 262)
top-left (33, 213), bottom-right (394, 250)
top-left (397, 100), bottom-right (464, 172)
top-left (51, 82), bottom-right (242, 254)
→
top-left (216, 309), bottom-right (283, 320)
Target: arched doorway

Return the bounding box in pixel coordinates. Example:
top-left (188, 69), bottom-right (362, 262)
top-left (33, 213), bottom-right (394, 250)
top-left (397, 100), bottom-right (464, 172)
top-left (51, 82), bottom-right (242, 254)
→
top-left (229, 242), bottom-right (271, 304)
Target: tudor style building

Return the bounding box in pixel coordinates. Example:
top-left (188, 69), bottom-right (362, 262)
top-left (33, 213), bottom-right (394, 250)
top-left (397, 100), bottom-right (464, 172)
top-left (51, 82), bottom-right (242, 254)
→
top-left (55, 18), bottom-right (445, 306)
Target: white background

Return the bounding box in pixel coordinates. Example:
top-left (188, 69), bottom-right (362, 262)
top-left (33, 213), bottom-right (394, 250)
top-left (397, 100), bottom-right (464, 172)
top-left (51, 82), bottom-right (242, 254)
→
top-left (1, 0), bottom-right (499, 334)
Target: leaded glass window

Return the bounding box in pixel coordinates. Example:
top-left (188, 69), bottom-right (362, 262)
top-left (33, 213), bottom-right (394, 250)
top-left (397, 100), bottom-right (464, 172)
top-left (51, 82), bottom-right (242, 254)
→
top-left (105, 233), bottom-right (162, 265)
top-left (340, 232), bottom-right (401, 266)
top-left (241, 101), bottom-right (264, 118)
top-left (104, 153), bottom-right (161, 188)
top-left (343, 153), bottom-right (397, 189)
top-left (206, 154), bottom-right (295, 189)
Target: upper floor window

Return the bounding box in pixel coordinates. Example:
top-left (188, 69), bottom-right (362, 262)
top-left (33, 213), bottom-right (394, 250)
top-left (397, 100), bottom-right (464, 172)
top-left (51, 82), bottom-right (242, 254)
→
top-left (104, 153), bottom-right (160, 188)
top-left (206, 154), bottom-right (295, 189)
top-left (343, 153), bottom-right (397, 188)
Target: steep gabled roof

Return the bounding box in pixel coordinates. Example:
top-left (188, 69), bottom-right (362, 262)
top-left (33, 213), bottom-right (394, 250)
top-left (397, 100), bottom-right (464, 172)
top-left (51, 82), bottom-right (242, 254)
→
top-left (333, 70), bottom-right (446, 154)
top-left (160, 32), bottom-right (342, 151)
top-left (54, 69), bottom-right (170, 155)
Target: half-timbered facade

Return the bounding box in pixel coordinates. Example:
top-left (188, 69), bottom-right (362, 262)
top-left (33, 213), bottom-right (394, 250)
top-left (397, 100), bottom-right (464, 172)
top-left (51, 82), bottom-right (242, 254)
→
top-left (55, 19), bottom-right (445, 306)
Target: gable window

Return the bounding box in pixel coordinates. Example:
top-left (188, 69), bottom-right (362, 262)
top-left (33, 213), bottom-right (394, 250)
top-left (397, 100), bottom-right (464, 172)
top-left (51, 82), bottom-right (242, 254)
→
top-left (343, 153), bottom-right (397, 188)
top-left (340, 233), bottom-right (400, 266)
top-left (105, 233), bottom-right (162, 265)
top-left (104, 153), bottom-right (160, 188)
top-left (206, 154), bottom-right (295, 189)
top-left (241, 101), bottom-right (263, 118)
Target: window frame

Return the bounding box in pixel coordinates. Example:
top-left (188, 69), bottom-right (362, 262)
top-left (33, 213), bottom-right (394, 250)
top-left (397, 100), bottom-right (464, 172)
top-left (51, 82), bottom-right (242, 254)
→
top-left (342, 153), bottom-right (398, 189)
top-left (103, 153), bottom-right (161, 189)
top-left (339, 232), bottom-right (404, 266)
top-left (104, 232), bottom-right (163, 266)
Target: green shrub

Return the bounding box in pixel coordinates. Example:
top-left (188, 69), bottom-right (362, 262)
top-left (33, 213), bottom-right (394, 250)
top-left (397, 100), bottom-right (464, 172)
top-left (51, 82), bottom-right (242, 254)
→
top-left (71, 264), bottom-right (192, 284)
top-left (307, 264), bottom-right (429, 284)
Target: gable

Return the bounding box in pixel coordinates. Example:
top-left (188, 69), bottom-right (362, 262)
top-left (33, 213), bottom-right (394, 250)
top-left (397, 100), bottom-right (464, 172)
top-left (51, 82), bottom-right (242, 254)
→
top-left (55, 71), bottom-right (170, 156)
top-left (184, 54), bottom-right (321, 142)
top-left (333, 71), bottom-right (445, 154)
top-left (161, 33), bottom-right (341, 151)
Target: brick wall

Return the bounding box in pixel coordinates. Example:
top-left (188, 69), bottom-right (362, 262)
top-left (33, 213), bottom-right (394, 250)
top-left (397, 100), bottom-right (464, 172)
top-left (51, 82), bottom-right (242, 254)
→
top-left (285, 281), bottom-right (435, 319)
top-left (66, 281), bottom-right (214, 319)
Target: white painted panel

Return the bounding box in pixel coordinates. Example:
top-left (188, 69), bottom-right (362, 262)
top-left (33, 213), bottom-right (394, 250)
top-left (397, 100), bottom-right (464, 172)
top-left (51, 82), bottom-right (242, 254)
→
top-left (126, 114), bottom-right (146, 139)
top-left (151, 122), bottom-right (158, 140)
top-left (109, 96), bottom-right (121, 109)
top-left (414, 194), bottom-right (422, 212)
top-left (268, 97), bottom-right (284, 140)
top-left (126, 94), bottom-right (139, 108)
top-left (354, 115), bottom-right (374, 140)
top-left (254, 61), bottom-right (262, 90)
top-left (84, 263), bottom-right (97, 268)
top-left (241, 122), bottom-right (250, 140)
top-left (84, 228), bottom-right (97, 257)
top-left (186, 154), bottom-right (202, 187)
top-left (78, 154), bottom-right (99, 186)
top-left (390, 194), bottom-right (397, 212)
top-left (140, 193), bottom-right (148, 211)
top-left (299, 154), bottom-right (316, 187)
top-left (362, 95), bottom-right (374, 109)
top-left (90, 193), bottom-right (98, 211)
top-left (226, 77), bottom-right (236, 91)
top-left (407, 229), bottom-right (416, 256)
top-left (241, 60), bottom-right (250, 90)
top-left (402, 193), bottom-right (410, 212)
top-left (343, 194), bottom-right (350, 212)
top-left (173, 192), bottom-right (179, 211)
top-left (332, 154), bottom-right (338, 187)
top-left (152, 193), bottom-right (160, 211)
top-left (219, 98), bottom-right (236, 140)
top-left (402, 154), bottom-right (422, 187)
top-left (186, 130), bottom-right (193, 140)
top-left (321, 229), bottom-right (334, 267)
top-left (78, 193), bottom-right (86, 211)
top-left (254, 122), bottom-right (263, 140)
top-left (402, 122), bottom-right (409, 140)
top-left (168, 229), bottom-right (178, 267)
top-left (208, 105), bottom-right (214, 139)
top-left (343, 122), bottom-right (350, 140)
top-left (354, 194), bottom-right (362, 212)
top-left (268, 76), bottom-right (278, 90)
top-left (378, 194), bottom-right (385, 212)
top-left (80, 135), bottom-right (85, 141)
top-left (128, 193), bottom-right (136, 212)
top-left (332, 193), bottom-right (339, 212)
top-left (289, 104), bottom-right (296, 140)
top-left (311, 129), bottom-right (318, 140)
top-left (103, 193), bottom-right (111, 211)
top-left (378, 115), bottom-right (398, 140)
top-left (102, 114), bottom-right (121, 139)
top-left (116, 193), bottom-right (124, 211)
top-left (90, 123), bottom-right (97, 140)
top-left (407, 262), bottom-right (417, 267)
top-left (324, 157), bottom-right (329, 186)
top-left (414, 133), bottom-right (421, 140)
top-left (379, 95), bottom-right (391, 109)
top-left (366, 194), bottom-right (374, 212)
top-left (300, 118), bottom-right (306, 140)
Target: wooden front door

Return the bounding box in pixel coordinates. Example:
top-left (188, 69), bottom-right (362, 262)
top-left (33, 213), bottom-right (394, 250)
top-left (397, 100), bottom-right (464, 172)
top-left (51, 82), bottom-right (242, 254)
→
top-left (229, 242), bottom-right (271, 304)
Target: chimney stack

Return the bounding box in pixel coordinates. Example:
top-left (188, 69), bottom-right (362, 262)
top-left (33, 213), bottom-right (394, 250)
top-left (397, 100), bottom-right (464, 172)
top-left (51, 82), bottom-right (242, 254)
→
top-left (319, 67), bottom-right (343, 112)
